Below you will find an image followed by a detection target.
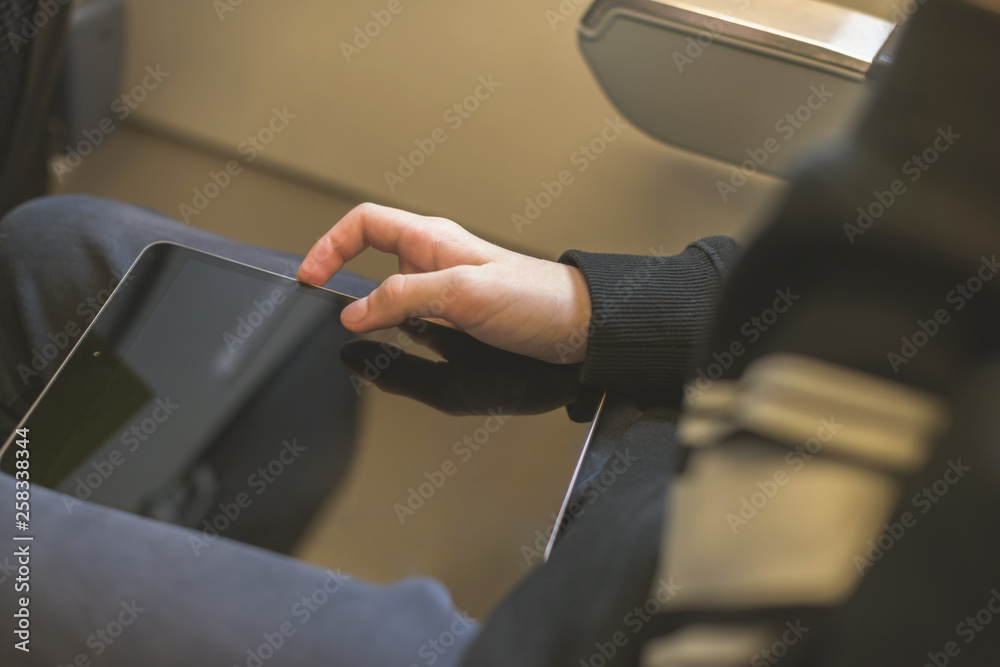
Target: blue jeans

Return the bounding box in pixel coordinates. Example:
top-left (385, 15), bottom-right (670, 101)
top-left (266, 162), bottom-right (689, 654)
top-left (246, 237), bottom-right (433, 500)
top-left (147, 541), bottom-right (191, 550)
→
top-left (0, 195), bottom-right (478, 666)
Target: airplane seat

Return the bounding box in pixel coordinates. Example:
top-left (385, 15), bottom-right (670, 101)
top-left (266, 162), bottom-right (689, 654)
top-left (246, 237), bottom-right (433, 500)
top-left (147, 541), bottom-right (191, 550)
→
top-left (0, 0), bottom-right (68, 217)
top-left (0, 0), bottom-right (124, 217)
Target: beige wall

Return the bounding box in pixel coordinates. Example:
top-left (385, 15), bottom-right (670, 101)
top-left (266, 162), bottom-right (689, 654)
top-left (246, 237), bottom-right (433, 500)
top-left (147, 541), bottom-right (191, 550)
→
top-left (119, 0), bottom-right (899, 257)
top-left (119, 0), bottom-right (809, 260)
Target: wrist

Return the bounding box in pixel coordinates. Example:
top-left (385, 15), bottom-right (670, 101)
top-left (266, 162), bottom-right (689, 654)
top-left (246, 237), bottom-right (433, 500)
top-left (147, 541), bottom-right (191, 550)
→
top-left (558, 264), bottom-right (591, 365)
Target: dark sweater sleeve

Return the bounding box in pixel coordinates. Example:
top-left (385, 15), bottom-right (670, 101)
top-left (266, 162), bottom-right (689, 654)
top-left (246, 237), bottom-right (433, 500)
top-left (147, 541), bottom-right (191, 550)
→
top-left (559, 236), bottom-right (740, 401)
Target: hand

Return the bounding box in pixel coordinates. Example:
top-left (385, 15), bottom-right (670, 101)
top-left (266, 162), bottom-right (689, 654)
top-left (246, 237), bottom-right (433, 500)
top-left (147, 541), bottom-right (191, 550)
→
top-left (296, 203), bottom-right (591, 364)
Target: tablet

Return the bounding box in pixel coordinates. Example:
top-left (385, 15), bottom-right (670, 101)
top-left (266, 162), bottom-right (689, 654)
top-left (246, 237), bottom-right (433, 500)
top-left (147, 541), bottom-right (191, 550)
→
top-left (0, 242), bottom-right (602, 563)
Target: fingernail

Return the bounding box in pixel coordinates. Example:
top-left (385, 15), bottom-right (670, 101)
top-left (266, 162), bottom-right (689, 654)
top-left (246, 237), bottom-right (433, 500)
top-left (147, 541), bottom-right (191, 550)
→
top-left (296, 262), bottom-right (313, 283)
top-left (342, 298), bottom-right (368, 325)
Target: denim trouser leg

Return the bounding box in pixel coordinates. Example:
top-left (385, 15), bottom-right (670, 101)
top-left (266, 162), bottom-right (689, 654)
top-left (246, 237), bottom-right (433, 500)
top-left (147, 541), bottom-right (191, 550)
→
top-left (0, 195), bottom-right (479, 667)
top-left (0, 194), bottom-right (377, 436)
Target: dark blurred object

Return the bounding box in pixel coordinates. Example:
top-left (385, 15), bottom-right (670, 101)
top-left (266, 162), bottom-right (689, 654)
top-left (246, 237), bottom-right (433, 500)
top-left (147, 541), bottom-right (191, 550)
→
top-left (0, 0), bottom-right (125, 218)
top-left (0, 0), bottom-right (68, 216)
top-left (53, 0), bottom-right (125, 158)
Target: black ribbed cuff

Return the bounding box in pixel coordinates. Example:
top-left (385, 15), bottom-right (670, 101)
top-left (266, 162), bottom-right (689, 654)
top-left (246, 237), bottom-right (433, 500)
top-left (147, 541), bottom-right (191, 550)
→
top-left (559, 236), bottom-right (740, 403)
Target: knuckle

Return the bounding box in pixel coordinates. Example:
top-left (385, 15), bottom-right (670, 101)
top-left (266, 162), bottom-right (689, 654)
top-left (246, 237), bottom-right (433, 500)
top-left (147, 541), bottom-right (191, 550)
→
top-left (433, 217), bottom-right (467, 237)
top-left (446, 265), bottom-right (477, 294)
top-left (379, 273), bottom-right (408, 304)
top-left (426, 219), bottom-right (474, 257)
top-left (352, 202), bottom-right (381, 219)
top-left (315, 231), bottom-right (338, 260)
top-left (428, 215), bottom-right (456, 228)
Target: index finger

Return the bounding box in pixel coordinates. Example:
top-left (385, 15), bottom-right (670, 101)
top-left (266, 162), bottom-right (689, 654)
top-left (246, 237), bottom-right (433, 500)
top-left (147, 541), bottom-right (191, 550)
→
top-left (296, 203), bottom-right (419, 286)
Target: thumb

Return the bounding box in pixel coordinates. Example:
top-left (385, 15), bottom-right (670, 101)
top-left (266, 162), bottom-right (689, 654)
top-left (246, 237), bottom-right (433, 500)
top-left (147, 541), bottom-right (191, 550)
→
top-left (341, 267), bottom-right (468, 332)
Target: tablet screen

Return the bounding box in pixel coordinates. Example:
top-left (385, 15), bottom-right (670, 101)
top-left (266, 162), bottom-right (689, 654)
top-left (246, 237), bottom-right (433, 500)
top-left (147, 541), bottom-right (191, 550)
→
top-left (0, 243), bottom-right (600, 574)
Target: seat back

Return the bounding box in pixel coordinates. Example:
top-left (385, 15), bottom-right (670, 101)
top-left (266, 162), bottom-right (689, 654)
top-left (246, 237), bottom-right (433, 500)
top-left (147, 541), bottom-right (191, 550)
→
top-left (0, 0), bottom-right (69, 216)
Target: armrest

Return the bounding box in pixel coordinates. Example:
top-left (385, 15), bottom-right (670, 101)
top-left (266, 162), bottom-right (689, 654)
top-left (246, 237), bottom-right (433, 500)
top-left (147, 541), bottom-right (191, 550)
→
top-left (578, 0), bottom-right (898, 177)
